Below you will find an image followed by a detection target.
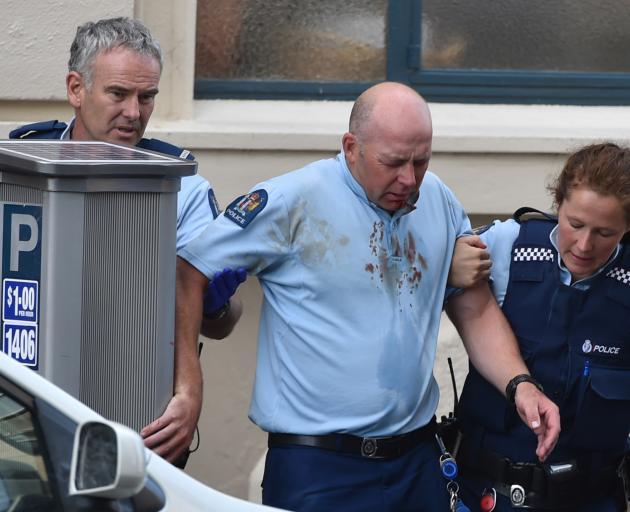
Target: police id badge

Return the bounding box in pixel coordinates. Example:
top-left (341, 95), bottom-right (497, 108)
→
top-left (224, 189), bottom-right (268, 228)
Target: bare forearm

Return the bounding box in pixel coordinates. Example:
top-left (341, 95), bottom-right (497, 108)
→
top-left (140, 257), bottom-right (209, 460)
top-left (446, 282), bottom-right (528, 395)
top-left (174, 258), bottom-right (207, 401)
top-left (446, 282), bottom-right (561, 461)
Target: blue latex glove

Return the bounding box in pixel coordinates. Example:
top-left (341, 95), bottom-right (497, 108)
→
top-left (203, 267), bottom-right (247, 316)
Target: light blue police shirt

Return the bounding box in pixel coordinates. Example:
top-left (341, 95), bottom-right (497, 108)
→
top-left (176, 176), bottom-right (218, 250)
top-left (480, 219), bottom-right (621, 305)
top-left (60, 118), bottom-right (217, 250)
top-left (180, 153), bottom-right (471, 436)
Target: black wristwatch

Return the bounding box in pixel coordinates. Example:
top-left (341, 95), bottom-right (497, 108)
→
top-left (506, 374), bottom-right (544, 405)
top-left (206, 301), bottom-right (231, 320)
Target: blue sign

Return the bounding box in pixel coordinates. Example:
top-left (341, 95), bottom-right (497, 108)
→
top-left (3, 323), bottom-right (38, 367)
top-left (3, 279), bottom-right (38, 323)
top-left (1, 204), bottom-right (42, 369)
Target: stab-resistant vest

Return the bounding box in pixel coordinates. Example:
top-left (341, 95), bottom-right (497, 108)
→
top-left (458, 214), bottom-right (630, 465)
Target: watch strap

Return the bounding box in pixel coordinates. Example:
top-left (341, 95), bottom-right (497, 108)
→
top-left (506, 374), bottom-right (544, 405)
top-left (206, 300), bottom-right (231, 320)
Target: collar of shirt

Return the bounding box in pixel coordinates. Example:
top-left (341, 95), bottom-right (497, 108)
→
top-left (336, 151), bottom-right (417, 222)
top-left (60, 118), bottom-right (75, 140)
top-left (549, 225), bottom-right (620, 289)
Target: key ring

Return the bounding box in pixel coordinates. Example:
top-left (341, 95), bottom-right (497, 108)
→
top-left (446, 480), bottom-right (459, 494)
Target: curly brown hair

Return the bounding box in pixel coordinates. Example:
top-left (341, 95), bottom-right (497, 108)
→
top-left (549, 143), bottom-right (630, 224)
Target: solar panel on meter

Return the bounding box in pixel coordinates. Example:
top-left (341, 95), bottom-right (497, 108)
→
top-left (0, 140), bottom-right (196, 177)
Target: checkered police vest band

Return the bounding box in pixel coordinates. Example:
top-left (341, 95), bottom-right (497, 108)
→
top-left (605, 267), bottom-right (630, 285)
top-left (513, 247), bottom-right (555, 262)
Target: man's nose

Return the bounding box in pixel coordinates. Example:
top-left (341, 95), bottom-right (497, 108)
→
top-left (397, 162), bottom-right (416, 187)
top-left (122, 96), bottom-right (140, 120)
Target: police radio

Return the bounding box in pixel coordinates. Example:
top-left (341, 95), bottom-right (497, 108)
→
top-left (435, 357), bottom-right (462, 456)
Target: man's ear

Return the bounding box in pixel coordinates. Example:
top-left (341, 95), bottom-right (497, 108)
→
top-left (66, 71), bottom-right (84, 108)
top-left (342, 132), bottom-right (358, 168)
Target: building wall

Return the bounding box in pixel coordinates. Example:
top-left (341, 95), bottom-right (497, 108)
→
top-left (2, 0), bottom-right (630, 502)
top-left (0, 0), bottom-right (133, 100)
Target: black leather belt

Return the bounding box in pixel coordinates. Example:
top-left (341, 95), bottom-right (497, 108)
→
top-left (268, 418), bottom-right (436, 460)
top-left (459, 440), bottom-right (622, 509)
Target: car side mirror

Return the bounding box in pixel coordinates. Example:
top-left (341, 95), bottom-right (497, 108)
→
top-left (69, 420), bottom-right (146, 499)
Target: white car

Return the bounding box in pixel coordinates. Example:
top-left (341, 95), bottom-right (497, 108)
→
top-left (0, 350), bottom-right (284, 511)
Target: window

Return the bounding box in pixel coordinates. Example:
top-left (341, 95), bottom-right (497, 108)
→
top-left (195, 0), bottom-right (387, 99)
top-left (195, 0), bottom-right (630, 104)
top-left (0, 385), bottom-right (60, 511)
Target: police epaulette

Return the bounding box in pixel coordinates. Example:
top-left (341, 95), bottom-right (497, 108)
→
top-left (512, 207), bottom-right (557, 224)
top-left (9, 120), bottom-right (67, 139)
top-left (137, 138), bottom-right (194, 160)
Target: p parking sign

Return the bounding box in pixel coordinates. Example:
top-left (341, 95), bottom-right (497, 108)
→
top-left (1, 204), bottom-right (42, 368)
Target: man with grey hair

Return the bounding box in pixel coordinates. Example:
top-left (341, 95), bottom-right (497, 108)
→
top-left (10, 17), bottom-right (245, 467)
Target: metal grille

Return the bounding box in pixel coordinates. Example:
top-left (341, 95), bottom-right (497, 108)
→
top-left (0, 183), bottom-right (43, 204)
top-left (79, 192), bottom-right (161, 431)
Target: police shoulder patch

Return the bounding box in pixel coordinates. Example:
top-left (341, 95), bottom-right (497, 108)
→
top-left (224, 189), bottom-right (268, 228)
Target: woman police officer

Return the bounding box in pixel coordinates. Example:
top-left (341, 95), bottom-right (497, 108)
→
top-left (453, 143), bottom-right (630, 511)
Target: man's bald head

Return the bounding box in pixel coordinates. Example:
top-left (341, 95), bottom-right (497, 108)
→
top-left (342, 82), bottom-right (433, 212)
top-left (348, 82), bottom-right (432, 143)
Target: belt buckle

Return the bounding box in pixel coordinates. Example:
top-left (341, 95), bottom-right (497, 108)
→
top-left (361, 437), bottom-right (383, 458)
top-left (510, 484), bottom-right (526, 507)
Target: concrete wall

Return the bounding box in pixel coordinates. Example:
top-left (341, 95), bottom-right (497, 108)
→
top-left (2, 0), bottom-right (630, 503)
top-left (1, 0), bottom-right (133, 100)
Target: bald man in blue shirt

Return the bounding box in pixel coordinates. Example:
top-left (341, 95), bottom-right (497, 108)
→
top-left (176, 82), bottom-right (560, 511)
